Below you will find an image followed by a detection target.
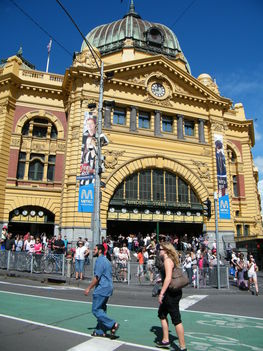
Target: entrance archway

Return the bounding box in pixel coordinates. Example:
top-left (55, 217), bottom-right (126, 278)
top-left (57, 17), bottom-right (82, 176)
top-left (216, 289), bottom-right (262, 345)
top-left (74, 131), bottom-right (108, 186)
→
top-left (8, 206), bottom-right (55, 237)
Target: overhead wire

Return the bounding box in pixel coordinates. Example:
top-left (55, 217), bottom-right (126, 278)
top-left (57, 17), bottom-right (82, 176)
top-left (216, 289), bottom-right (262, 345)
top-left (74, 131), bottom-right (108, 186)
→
top-left (8, 0), bottom-right (73, 58)
top-left (170, 0), bottom-right (198, 29)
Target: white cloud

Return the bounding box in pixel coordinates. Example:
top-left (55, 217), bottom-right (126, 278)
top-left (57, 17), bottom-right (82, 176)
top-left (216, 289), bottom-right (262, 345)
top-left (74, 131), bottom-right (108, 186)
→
top-left (254, 123), bottom-right (262, 142)
top-left (254, 156), bottom-right (263, 174)
top-left (258, 180), bottom-right (263, 215)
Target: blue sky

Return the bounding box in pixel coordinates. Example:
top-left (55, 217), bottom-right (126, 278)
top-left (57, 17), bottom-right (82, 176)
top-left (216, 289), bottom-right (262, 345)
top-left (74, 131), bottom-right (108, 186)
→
top-left (1, 0), bottom-right (263, 184)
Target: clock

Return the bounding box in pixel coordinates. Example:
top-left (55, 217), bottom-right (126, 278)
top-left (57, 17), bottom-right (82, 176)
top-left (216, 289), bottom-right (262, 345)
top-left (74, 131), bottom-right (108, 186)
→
top-left (151, 83), bottom-right (165, 97)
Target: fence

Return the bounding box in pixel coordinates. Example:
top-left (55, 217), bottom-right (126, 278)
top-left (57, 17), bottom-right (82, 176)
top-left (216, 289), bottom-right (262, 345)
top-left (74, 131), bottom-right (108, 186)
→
top-left (0, 251), bottom-right (229, 288)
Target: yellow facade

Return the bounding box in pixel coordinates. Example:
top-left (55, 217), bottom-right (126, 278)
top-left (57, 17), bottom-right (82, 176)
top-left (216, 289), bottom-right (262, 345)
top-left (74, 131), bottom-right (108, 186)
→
top-left (0, 7), bottom-right (262, 253)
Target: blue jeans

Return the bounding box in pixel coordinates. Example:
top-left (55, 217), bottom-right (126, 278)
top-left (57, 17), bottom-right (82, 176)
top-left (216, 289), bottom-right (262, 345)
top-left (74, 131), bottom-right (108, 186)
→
top-left (92, 294), bottom-right (115, 335)
top-left (75, 259), bottom-right (84, 273)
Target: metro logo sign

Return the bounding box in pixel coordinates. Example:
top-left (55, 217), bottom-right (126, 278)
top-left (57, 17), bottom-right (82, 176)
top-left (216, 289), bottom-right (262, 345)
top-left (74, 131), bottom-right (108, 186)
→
top-left (78, 184), bottom-right (94, 212)
top-left (219, 194), bottom-right (231, 219)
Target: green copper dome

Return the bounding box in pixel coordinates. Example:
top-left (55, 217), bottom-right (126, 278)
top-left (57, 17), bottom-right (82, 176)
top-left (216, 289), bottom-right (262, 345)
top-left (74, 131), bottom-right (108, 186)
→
top-left (81, 1), bottom-right (191, 73)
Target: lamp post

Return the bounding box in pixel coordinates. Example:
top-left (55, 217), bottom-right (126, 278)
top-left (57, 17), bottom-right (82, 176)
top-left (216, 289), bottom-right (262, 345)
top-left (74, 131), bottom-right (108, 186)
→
top-left (214, 191), bottom-right (221, 289)
top-left (92, 62), bottom-right (104, 249)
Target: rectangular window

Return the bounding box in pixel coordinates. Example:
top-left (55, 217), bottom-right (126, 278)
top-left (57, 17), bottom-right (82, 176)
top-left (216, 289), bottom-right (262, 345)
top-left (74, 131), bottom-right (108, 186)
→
top-left (244, 224), bottom-right (249, 237)
top-left (184, 120), bottom-right (195, 136)
top-left (17, 152), bottom-right (26, 179)
top-left (165, 173), bottom-right (177, 202)
top-left (178, 178), bottom-right (188, 203)
top-left (139, 171), bottom-right (151, 200)
top-left (236, 224), bottom-right (242, 237)
top-left (162, 116), bottom-right (173, 133)
top-left (33, 126), bottom-right (47, 138)
top-left (153, 170), bottom-right (164, 201)
top-left (233, 175), bottom-right (239, 197)
top-left (125, 175), bottom-right (138, 200)
top-left (138, 111), bottom-right (150, 129)
top-left (113, 107), bottom-right (126, 125)
top-left (47, 155), bottom-right (56, 181)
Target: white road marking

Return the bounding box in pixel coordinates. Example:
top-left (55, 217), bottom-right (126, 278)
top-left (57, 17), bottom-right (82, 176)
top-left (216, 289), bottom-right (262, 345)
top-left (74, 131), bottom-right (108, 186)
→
top-left (0, 280), bottom-right (83, 291)
top-left (180, 295), bottom-right (207, 310)
top-left (0, 314), bottom-right (160, 351)
top-left (67, 338), bottom-right (123, 351)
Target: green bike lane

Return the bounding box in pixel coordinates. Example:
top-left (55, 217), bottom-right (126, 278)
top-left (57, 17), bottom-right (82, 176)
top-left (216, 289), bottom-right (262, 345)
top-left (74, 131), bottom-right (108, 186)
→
top-left (1, 291), bottom-right (263, 351)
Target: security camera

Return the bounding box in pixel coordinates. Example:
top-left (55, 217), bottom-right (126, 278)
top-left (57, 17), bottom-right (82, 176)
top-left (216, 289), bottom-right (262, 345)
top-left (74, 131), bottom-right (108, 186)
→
top-left (100, 133), bottom-right (109, 147)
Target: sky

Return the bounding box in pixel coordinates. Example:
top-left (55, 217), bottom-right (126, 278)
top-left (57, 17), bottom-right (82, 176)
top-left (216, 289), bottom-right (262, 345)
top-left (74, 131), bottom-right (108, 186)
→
top-left (1, 0), bottom-right (263, 197)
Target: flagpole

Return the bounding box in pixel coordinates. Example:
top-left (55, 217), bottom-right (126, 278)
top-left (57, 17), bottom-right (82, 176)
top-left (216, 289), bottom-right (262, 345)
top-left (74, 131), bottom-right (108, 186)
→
top-left (46, 52), bottom-right (50, 73)
top-left (46, 39), bottom-right (52, 73)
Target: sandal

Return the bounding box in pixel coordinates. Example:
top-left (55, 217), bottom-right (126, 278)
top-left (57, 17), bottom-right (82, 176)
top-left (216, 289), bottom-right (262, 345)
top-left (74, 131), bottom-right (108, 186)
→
top-left (110, 322), bottom-right (119, 336)
top-left (91, 331), bottom-right (106, 337)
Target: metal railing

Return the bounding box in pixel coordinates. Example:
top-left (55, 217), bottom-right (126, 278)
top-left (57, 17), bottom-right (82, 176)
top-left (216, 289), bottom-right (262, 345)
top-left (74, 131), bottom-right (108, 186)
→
top-left (0, 251), bottom-right (229, 288)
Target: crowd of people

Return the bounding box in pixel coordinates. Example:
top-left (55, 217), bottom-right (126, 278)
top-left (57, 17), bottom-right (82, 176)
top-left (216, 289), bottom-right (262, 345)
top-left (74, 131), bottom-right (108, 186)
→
top-left (230, 251), bottom-right (259, 295)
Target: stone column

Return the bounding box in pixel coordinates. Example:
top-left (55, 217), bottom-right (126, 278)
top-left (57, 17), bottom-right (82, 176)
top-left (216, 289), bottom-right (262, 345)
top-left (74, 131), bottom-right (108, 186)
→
top-left (130, 106), bottom-right (137, 132)
top-left (177, 115), bottom-right (184, 139)
top-left (154, 110), bottom-right (162, 136)
top-left (103, 103), bottom-right (112, 128)
top-left (198, 118), bottom-right (205, 143)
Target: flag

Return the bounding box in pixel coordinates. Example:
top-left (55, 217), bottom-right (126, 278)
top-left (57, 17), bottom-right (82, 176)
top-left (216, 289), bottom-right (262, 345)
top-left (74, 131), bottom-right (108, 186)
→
top-left (47, 39), bottom-right (52, 54)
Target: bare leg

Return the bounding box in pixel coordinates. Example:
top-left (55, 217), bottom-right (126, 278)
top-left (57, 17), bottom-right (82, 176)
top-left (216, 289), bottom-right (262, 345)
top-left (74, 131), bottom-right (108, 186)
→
top-left (160, 317), bottom-right (169, 342)
top-left (175, 322), bottom-right (186, 349)
top-left (254, 276), bottom-right (259, 294)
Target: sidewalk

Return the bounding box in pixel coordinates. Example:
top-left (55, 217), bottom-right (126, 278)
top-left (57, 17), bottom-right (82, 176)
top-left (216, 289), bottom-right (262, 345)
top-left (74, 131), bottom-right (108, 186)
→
top-left (0, 267), bottom-right (255, 296)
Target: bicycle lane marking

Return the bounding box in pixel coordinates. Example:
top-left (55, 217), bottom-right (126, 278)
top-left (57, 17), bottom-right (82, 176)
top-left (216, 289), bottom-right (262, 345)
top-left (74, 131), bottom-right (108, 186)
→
top-left (0, 291), bottom-right (262, 350)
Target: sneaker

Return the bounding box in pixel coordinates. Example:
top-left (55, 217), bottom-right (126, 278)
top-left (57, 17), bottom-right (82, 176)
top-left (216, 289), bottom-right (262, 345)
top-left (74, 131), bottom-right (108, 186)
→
top-left (155, 340), bottom-right (170, 348)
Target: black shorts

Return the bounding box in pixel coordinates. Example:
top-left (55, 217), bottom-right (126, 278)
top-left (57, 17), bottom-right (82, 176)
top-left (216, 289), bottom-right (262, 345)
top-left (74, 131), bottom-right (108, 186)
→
top-left (158, 289), bottom-right (182, 326)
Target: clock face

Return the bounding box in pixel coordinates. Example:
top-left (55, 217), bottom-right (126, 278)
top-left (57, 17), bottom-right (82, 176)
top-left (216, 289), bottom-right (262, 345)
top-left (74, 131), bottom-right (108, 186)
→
top-left (151, 83), bottom-right (165, 97)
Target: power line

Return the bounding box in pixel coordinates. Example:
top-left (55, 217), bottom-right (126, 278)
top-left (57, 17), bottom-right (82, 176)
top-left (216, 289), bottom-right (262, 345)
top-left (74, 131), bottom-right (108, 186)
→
top-left (8, 0), bottom-right (73, 58)
top-left (170, 0), bottom-right (198, 29)
top-left (55, 0), bottom-right (101, 69)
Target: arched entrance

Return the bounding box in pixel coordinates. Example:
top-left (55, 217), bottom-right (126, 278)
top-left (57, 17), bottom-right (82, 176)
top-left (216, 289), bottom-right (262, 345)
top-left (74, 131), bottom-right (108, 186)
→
top-left (107, 168), bottom-right (204, 238)
top-left (8, 206), bottom-right (55, 237)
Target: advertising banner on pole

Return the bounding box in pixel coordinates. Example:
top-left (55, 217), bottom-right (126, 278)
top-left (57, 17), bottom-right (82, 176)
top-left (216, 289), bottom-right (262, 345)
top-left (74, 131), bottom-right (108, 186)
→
top-left (78, 183), bottom-right (94, 213)
top-left (78, 110), bottom-right (97, 212)
top-left (214, 134), bottom-right (231, 219)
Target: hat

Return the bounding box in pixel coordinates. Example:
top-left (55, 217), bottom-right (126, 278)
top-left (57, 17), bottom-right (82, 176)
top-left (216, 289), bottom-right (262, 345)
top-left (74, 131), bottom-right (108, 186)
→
top-left (2, 225), bottom-right (7, 229)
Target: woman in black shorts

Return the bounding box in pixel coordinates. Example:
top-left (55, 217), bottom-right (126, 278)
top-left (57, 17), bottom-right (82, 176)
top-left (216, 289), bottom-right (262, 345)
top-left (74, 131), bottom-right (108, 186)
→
top-left (156, 242), bottom-right (187, 350)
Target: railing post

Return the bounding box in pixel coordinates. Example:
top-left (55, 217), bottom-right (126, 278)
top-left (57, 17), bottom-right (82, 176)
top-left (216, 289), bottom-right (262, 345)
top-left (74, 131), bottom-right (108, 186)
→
top-left (7, 251), bottom-right (11, 271)
top-left (30, 254), bottom-right (33, 274)
top-left (62, 255), bottom-right (65, 276)
top-left (226, 266), bottom-right (229, 289)
top-left (127, 261), bottom-right (130, 285)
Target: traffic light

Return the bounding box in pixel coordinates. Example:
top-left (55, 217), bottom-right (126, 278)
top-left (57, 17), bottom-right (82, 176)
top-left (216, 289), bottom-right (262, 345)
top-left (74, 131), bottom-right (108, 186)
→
top-left (98, 155), bottom-right (105, 175)
top-left (203, 198), bottom-right (211, 218)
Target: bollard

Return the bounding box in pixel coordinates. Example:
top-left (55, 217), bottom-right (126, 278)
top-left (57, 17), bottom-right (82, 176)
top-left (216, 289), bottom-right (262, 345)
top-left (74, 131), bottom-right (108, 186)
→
top-left (66, 258), bottom-right (71, 278)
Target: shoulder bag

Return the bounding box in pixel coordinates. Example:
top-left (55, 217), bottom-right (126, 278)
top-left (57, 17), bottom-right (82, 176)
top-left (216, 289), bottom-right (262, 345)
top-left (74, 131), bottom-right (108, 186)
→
top-left (169, 266), bottom-right (189, 291)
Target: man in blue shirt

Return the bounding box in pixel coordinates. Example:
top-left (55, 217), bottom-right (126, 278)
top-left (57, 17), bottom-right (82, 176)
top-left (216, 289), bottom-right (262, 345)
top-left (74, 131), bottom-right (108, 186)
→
top-left (85, 244), bottom-right (119, 337)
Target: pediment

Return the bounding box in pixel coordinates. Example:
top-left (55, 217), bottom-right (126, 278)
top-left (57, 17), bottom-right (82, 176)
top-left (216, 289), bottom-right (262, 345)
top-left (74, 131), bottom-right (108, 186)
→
top-left (103, 56), bottom-right (231, 108)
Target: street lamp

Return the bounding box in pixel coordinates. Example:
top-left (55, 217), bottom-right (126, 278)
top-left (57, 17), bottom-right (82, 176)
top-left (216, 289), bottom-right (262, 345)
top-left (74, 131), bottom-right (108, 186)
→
top-left (55, 0), bottom-right (113, 252)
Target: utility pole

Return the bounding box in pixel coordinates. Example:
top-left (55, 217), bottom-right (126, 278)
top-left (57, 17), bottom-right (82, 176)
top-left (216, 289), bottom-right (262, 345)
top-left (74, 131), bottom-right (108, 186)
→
top-left (92, 62), bottom-right (104, 249)
top-left (214, 191), bottom-right (221, 289)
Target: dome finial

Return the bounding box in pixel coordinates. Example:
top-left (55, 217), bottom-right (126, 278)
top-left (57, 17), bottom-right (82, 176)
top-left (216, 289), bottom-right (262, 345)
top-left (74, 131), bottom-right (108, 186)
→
top-left (17, 46), bottom-right (23, 56)
top-left (124, 0), bottom-right (141, 19)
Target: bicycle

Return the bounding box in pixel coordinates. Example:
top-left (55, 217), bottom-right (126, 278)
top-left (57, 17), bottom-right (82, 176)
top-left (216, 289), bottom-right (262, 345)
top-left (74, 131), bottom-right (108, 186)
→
top-left (42, 252), bottom-right (64, 274)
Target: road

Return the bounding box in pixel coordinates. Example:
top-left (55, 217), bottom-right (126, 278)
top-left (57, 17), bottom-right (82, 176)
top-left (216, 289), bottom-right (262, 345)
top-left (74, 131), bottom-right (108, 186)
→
top-left (0, 275), bottom-right (262, 351)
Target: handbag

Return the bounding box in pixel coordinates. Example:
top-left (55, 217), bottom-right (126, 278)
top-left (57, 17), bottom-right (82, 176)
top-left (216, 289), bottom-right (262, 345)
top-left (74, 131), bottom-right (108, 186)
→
top-left (169, 266), bottom-right (189, 290)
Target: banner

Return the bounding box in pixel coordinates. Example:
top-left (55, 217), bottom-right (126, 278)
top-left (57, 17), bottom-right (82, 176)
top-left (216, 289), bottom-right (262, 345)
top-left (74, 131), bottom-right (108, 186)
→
top-left (78, 183), bottom-right (94, 213)
top-left (78, 111), bottom-right (97, 213)
top-left (214, 134), bottom-right (231, 219)
top-left (79, 111), bottom-right (97, 186)
top-left (218, 194), bottom-right (231, 219)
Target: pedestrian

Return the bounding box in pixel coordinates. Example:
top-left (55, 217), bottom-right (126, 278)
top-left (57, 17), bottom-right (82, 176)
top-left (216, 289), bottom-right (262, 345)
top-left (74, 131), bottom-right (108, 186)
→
top-left (247, 255), bottom-right (259, 296)
top-left (84, 244), bottom-right (119, 337)
top-left (156, 242), bottom-right (187, 350)
top-left (74, 240), bottom-right (89, 280)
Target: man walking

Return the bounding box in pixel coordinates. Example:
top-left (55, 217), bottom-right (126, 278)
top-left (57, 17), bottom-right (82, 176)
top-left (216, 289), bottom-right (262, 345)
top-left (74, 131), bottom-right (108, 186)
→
top-left (85, 244), bottom-right (119, 337)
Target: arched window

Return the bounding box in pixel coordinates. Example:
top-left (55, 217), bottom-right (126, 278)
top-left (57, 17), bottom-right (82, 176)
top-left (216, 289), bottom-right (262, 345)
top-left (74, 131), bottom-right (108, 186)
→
top-left (110, 169), bottom-right (201, 213)
top-left (16, 117), bottom-right (58, 182)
